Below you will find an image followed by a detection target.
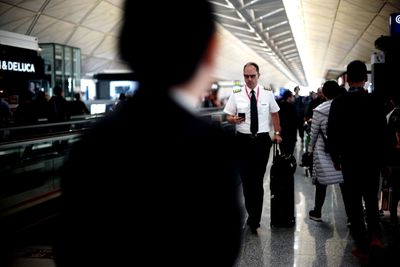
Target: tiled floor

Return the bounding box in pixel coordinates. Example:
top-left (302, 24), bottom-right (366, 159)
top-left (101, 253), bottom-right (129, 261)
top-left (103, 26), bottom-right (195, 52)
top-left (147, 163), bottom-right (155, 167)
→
top-left (235, 142), bottom-right (400, 267)
top-left (7, 141), bottom-right (400, 267)
top-left (235, 143), bottom-right (359, 267)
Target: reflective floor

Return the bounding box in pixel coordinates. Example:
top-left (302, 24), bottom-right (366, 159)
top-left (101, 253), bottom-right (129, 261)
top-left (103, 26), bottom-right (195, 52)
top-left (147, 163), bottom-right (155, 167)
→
top-left (7, 141), bottom-right (400, 267)
top-left (235, 142), bottom-right (357, 267)
top-left (235, 142), bottom-right (400, 267)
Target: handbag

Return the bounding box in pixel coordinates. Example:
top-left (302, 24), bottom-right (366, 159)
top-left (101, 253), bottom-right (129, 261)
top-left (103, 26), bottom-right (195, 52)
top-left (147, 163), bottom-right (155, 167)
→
top-left (300, 128), bottom-right (325, 169)
top-left (300, 151), bottom-right (313, 168)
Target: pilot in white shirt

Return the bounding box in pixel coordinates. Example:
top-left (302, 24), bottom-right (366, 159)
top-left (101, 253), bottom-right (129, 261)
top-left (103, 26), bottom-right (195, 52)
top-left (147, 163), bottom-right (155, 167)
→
top-left (224, 62), bottom-right (281, 234)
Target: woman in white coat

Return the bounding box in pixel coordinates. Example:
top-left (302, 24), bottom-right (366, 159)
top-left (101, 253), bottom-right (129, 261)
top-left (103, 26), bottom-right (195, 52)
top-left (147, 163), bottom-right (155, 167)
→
top-left (309, 81), bottom-right (349, 222)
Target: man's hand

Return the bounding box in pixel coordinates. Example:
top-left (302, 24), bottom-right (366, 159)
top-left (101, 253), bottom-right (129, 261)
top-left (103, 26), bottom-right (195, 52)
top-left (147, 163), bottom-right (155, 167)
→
top-left (273, 134), bottom-right (282, 143)
top-left (227, 114), bottom-right (245, 124)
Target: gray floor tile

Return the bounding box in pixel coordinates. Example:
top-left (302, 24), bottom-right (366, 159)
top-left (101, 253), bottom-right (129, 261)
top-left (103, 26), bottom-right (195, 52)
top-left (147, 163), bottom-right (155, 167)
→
top-left (236, 142), bottom-right (362, 266)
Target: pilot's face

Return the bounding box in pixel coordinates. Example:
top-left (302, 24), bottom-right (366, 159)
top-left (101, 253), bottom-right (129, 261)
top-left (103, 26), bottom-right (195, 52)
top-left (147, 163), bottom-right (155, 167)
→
top-left (243, 65), bottom-right (259, 90)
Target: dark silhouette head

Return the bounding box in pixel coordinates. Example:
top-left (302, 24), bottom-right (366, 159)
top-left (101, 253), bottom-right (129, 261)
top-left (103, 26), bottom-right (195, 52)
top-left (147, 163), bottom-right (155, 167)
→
top-left (119, 93), bottom-right (126, 101)
top-left (322, 80), bottom-right (341, 100)
top-left (282, 90), bottom-right (293, 101)
top-left (119, 1), bottom-right (215, 89)
top-left (53, 85), bottom-right (63, 96)
top-left (346, 60), bottom-right (367, 84)
top-left (73, 93), bottom-right (81, 101)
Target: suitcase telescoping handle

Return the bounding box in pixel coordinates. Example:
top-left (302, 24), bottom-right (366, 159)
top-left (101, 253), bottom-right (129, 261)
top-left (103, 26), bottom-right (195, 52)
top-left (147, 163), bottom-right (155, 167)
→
top-left (273, 141), bottom-right (280, 159)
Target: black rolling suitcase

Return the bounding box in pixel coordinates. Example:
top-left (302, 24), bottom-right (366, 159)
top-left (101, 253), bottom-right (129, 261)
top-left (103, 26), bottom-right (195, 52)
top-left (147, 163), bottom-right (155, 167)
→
top-left (270, 143), bottom-right (296, 227)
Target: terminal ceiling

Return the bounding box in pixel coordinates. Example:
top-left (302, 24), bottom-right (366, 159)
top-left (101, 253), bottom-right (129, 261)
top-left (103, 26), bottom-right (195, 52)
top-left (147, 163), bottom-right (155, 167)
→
top-left (0, 0), bottom-right (399, 92)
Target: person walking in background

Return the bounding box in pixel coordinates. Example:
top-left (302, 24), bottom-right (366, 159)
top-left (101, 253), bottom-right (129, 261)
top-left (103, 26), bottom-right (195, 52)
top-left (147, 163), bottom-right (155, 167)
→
top-left (0, 92), bottom-right (12, 126)
top-left (305, 87), bottom-right (325, 122)
top-left (32, 90), bottom-right (49, 121)
top-left (69, 92), bottom-right (90, 116)
top-left (224, 62), bottom-right (282, 234)
top-left (54, 1), bottom-right (243, 266)
top-left (47, 85), bottom-right (70, 151)
top-left (278, 89), bottom-right (297, 156)
top-left (327, 60), bottom-right (387, 263)
top-left (48, 85), bottom-right (69, 123)
top-left (202, 88), bottom-right (221, 108)
top-left (293, 86), bottom-right (306, 142)
top-left (113, 92), bottom-right (127, 111)
top-left (308, 80), bottom-right (349, 223)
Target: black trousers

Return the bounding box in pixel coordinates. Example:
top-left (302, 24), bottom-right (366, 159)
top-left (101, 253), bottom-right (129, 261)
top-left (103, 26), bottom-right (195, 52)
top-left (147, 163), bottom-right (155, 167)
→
top-left (296, 117), bottom-right (304, 140)
top-left (313, 181), bottom-right (349, 218)
top-left (236, 132), bottom-right (272, 228)
top-left (279, 139), bottom-right (296, 156)
top-left (341, 164), bottom-right (381, 249)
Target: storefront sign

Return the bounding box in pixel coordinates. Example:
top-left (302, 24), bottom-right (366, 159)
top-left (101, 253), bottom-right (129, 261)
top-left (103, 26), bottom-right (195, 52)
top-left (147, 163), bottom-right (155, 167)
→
top-left (0, 60), bottom-right (36, 73)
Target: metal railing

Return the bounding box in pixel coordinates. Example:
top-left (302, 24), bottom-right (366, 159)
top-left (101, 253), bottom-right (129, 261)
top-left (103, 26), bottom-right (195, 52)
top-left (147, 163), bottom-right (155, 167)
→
top-left (0, 115), bottom-right (103, 218)
top-left (0, 108), bottom-right (231, 218)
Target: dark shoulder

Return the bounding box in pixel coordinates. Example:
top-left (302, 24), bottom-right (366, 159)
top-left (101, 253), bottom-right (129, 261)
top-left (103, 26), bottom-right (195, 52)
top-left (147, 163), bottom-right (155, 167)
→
top-left (331, 92), bottom-right (350, 106)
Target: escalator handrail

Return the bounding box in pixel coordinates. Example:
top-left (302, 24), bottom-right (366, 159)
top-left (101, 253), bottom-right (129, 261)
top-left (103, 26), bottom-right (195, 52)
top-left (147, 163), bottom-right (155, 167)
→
top-left (0, 114), bottom-right (103, 132)
top-left (0, 131), bottom-right (83, 150)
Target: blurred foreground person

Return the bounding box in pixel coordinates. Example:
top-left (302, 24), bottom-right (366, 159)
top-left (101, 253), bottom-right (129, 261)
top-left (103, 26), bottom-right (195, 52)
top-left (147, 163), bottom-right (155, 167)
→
top-left (54, 1), bottom-right (243, 266)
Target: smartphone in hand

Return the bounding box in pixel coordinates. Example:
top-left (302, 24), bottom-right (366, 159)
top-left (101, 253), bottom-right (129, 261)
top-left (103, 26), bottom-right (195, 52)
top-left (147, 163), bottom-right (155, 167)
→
top-left (238, 113), bottom-right (245, 119)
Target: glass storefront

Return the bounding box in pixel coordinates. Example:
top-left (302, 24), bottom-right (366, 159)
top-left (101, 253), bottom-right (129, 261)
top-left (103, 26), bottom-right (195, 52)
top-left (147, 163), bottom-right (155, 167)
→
top-left (40, 43), bottom-right (81, 100)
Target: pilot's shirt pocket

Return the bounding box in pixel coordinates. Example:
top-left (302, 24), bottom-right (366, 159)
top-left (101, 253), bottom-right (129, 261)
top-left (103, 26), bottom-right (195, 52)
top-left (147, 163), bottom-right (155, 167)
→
top-left (237, 102), bottom-right (249, 113)
top-left (259, 102), bottom-right (269, 113)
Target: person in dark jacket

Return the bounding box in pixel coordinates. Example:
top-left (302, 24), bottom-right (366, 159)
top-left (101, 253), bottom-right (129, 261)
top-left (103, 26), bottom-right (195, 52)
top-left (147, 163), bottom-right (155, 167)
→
top-left (68, 93), bottom-right (90, 116)
top-left (48, 85), bottom-right (69, 122)
top-left (327, 60), bottom-right (387, 263)
top-left (278, 90), bottom-right (297, 155)
top-left (305, 87), bottom-right (325, 122)
top-left (54, 1), bottom-right (243, 267)
top-left (293, 86), bottom-right (306, 142)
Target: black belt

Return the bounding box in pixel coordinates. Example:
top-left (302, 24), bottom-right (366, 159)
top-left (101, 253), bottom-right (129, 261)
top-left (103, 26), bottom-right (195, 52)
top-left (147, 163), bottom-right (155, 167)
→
top-left (237, 132), bottom-right (269, 139)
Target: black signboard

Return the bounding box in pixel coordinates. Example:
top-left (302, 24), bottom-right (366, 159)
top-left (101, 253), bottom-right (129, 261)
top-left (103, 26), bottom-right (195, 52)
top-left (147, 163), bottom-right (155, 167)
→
top-left (0, 44), bottom-right (45, 97)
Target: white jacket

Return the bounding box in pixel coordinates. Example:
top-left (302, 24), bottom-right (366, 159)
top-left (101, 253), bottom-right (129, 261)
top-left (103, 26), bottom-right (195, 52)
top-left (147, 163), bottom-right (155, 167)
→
top-left (311, 100), bottom-right (343, 185)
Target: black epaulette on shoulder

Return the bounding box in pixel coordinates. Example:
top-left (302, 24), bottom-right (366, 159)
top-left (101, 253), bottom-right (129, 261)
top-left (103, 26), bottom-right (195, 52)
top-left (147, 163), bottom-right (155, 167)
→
top-left (233, 88), bottom-right (242, 93)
